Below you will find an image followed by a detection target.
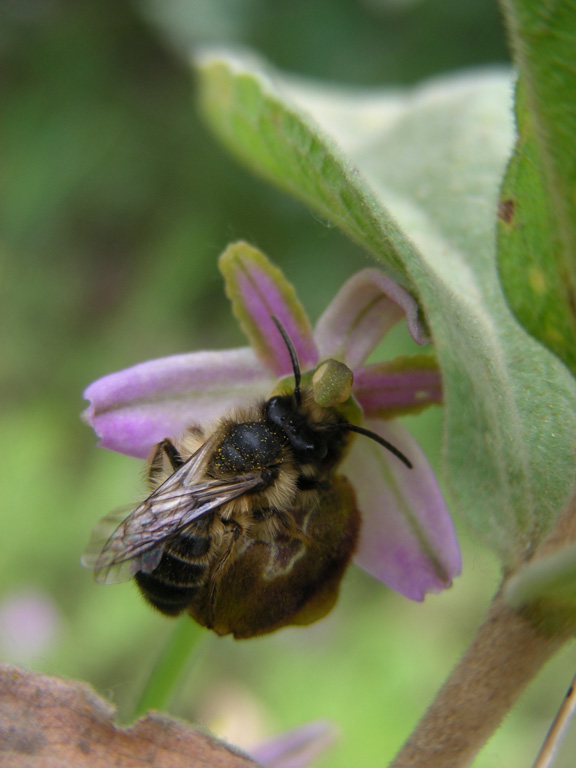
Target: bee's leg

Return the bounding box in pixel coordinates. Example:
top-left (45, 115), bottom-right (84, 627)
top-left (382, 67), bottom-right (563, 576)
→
top-left (160, 439), bottom-right (184, 470)
top-left (296, 475), bottom-right (330, 491)
top-left (274, 507), bottom-right (313, 546)
top-left (148, 439), bottom-right (184, 488)
top-left (222, 518), bottom-right (243, 541)
top-left (207, 535), bottom-right (237, 627)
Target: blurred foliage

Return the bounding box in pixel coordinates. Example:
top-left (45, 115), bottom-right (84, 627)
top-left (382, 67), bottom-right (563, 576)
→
top-left (6, 2), bottom-right (574, 768)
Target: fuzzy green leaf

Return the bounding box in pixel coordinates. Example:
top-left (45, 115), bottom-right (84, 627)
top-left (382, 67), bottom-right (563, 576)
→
top-left (498, 2), bottom-right (576, 359)
top-left (498, 79), bottom-right (576, 373)
top-left (196, 50), bottom-right (422, 293)
top-left (497, 80), bottom-right (576, 374)
top-left (196, 50), bottom-right (576, 566)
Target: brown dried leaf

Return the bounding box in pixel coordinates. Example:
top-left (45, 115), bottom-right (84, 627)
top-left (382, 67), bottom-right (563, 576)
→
top-left (0, 663), bottom-right (259, 768)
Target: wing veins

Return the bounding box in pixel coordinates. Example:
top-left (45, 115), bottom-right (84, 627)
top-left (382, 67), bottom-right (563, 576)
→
top-left (94, 472), bottom-right (262, 571)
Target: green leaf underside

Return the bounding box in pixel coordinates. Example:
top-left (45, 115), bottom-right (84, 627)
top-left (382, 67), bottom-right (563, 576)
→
top-left (196, 51), bottom-right (420, 293)
top-left (497, 80), bottom-right (576, 375)
top-left (499, 2), bottom-right (576, 360)
top-left (196, 51), bottom-right (576, 565)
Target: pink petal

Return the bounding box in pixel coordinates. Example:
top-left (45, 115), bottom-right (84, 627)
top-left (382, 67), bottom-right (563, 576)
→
top-left (354, 357), bottom-right (442, 417)
top-left (250, 721), bottom-right (337, 768)
top-left (314, 269), bottom-right (430, 369)
top-left (343, 419), bottom-right (460, 600)
top-left (219, 242), bottom-right (318, 376)
top-left (83, 347), bottom-right (273, 458)
top-left (0, 590), bottom-right (61, 661)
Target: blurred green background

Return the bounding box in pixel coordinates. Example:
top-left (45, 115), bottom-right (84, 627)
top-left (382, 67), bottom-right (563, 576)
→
top-left (3, 1), bottom-right (575, 766)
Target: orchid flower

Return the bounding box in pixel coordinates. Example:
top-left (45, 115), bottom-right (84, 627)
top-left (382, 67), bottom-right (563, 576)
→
top-left (83, 242), bottom-right (460, 602)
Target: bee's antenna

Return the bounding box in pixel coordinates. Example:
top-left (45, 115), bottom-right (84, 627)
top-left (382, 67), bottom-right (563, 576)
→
top-left (322, 422), bottom-right (413, 469)
top-left (271, 316), bottom-right (302, 406)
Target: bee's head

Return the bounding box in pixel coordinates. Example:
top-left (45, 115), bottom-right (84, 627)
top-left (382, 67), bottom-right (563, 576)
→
top-left (270, 316), bottom-right (412, 469)
top-left (265, 394), bottom-right (328, 463)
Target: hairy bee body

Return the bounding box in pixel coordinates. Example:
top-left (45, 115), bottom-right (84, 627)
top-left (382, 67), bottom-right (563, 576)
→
top-left (84, 389), bottom-right (361, 638)
top-left (83, 321), bottom-right (412, 638)
top-left (135, 393), bottom-right (360, 638)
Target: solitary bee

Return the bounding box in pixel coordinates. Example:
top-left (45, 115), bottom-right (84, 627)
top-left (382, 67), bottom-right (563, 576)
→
top-left (82, 319), bottom-right (411, 639)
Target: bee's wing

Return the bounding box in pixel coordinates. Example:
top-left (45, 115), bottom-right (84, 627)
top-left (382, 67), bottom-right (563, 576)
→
top-left (81, 436), bottom-right (262, 585)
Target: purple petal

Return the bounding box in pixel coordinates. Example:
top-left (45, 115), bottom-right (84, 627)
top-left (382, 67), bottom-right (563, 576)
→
top-left (250, 721), bottom-right (337, 768)
top-left (219, 242), bottom-right (318, 376)
top-left (0, 589), bottom-right (61, 661)
top-left (315, 269), bottom-right (430, 369)
top-left (343, 419), bottom-right (460, 600)
top-left (354, 357), bottom-right (443, 417)
top-left (83, 347), bottom-right (273, 458)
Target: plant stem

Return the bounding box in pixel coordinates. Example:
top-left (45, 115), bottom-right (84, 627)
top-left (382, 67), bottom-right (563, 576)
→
top-left (390, 590), bottom-right (571, 768)
top-left (131, 617), bottom-right (205, 721)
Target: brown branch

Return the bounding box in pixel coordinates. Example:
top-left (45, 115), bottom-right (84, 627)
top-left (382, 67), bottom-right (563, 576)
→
top-left (390, 590), bottom-right (571, 768)
top-left (390, 484), bottom-right (576, 767)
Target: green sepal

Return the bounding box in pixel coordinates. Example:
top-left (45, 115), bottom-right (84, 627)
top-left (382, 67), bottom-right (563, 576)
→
top-left (218, 241), bottom-right (316, 373)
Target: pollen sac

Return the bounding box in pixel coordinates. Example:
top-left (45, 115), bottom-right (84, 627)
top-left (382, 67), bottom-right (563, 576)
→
top-left (312, 359), bottom-right (354, 407)
top-left (187, 476), bottom-right (361, 639)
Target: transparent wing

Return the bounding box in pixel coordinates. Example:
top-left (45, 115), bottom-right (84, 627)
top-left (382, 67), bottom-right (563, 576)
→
top-left (81, 436), bottom-right (262, 584)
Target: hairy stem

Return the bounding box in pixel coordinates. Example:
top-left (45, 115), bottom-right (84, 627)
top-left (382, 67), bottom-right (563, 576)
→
top-left (390, 590), bottom-right (571, 768)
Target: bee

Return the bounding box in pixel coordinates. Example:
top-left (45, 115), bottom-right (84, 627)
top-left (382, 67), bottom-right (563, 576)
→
top-left (82, 318), bottom-right (411, 639)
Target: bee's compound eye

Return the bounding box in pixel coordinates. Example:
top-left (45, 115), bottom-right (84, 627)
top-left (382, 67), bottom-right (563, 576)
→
top-left (266, 396), bottom-right (328, 462)
top-left (265, 396), bottom-right (292, 425)
top-left (291, 433), bottom-right (328, 462)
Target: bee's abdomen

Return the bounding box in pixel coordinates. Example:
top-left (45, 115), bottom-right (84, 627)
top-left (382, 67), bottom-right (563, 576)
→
top-left (134, 531), bottom-right (211, 616)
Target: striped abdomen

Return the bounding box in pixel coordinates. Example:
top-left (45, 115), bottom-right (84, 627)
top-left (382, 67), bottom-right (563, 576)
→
top-left (134, 517), bottom-right (214, 616)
